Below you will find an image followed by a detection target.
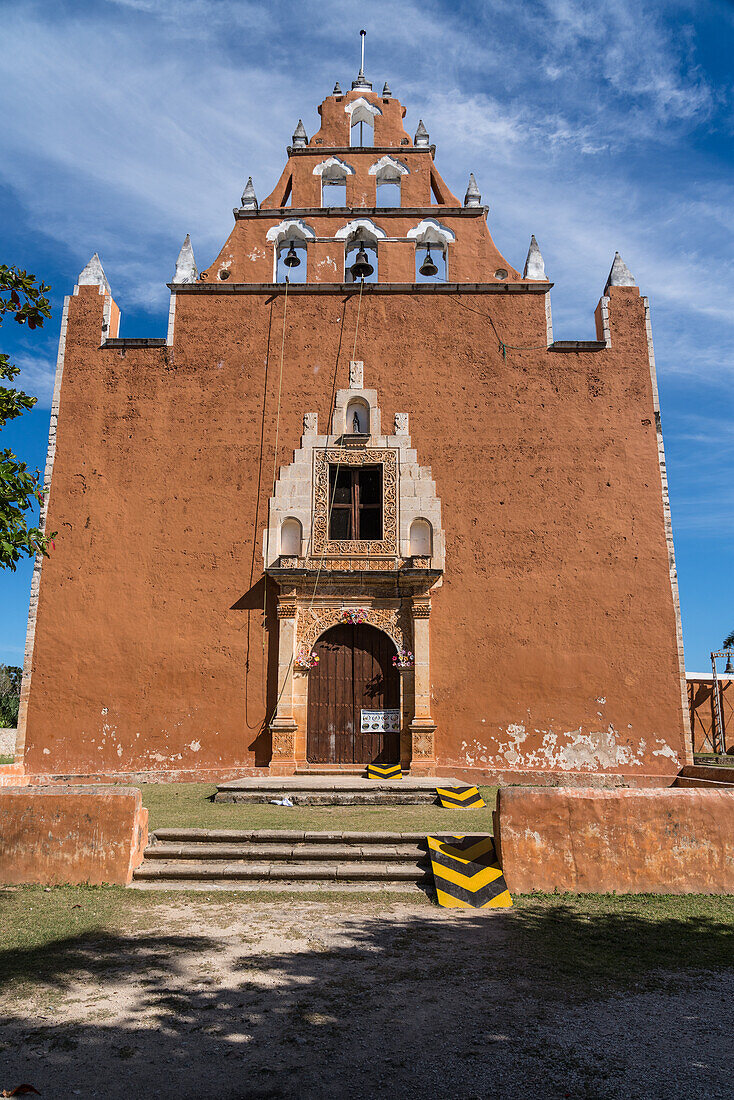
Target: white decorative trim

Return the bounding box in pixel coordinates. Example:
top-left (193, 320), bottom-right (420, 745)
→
top-left (642, 295), bottom-right (691, 757)
top-left (264, 373), bottom-right (445, 573)
top-left (334, 218), bottom-right (387, 241)
top-left (544, 291), bottom-right (553, 345)
top-left (369, 154), bottom-right (409, 178)
top-left (598, 295), bottom-right (612, 348)
top-left (16, 292), bottom-right (72, 763)
top-left (77, 253), bottom-right (109, 292)
top-left (265, 219), bottom-right (316, 244)
top-left (313, 156), bottom-right (355, 177)
top-left (166, 292), bottom-right (176, 346)
top-left (345, 97), bottom-right (382, 120)
top-left (407, 219), bottom-right (455, 245)
top-left (349, 360), bottom-right (364, 388)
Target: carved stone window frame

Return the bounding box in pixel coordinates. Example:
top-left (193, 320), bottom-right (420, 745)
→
top-left (312, 448), bottom-right (398, 559)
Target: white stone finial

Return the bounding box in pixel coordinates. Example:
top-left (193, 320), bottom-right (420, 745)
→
top-left (349, 360), bottom-right (364, 388)
top-left (523, 235), bottom-right (546, 280)
top-left (173, 234), bottom-right (197, 284)
top-left (464, 173), bottom-right (481, 208)
top-left (414, 120), bottom-right (430, 147)
top-left (292, 119), bottom-right (308, 148)
top-left (395, 413), bottom-right (409, 435)
top-left (240, 176), bottom-right (258, 210)
top-left (333, 81), bottom-right (343, 95)
top-left (77, 252), bottom-right (109, 292)
top-left (382, 81), bottom-right (392, 98)
top-left (605, 251), bottom-right (636, 290)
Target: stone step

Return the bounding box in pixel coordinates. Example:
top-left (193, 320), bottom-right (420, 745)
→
top-left (151, 828), bottom-right (430, 844)
top-left (133, 860), bottom-right (429, 882)
top-left (214, 775), bottom-right (457, 806)
top-left (144, 842), bottom-right (427, 861)
top-left (295, 767), bottom-right (368, 776)
top-left (129, 881), bottom-right (423, 893)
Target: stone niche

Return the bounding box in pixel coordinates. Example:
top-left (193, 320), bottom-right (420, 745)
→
top-left (264, 362), bottom-right (445, 774)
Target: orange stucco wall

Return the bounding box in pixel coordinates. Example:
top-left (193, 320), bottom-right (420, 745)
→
top-left (495, 786), bottom-right (734, 894)
top-left (20, 279), bottom-right (688, 783)
top-left (0, 786), bottom-right (148, 885)
top-left (17, 84), bottom-right (689, 784)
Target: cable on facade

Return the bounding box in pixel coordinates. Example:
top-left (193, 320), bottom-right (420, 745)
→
top-left (265, 277), bottom-right (366, 726)
top-left (446, 293), bottom-right (550, 359)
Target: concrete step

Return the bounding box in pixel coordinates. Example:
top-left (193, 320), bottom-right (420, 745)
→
top-left (128, 828), bottom-right (475, 890)
top-left (143, 842), bottom-right (426, 861)
top-left (133, 860), bottom-right (429, 882)
top-left (214, 775), bottom-right (456, 806)
top-left (151, 828), bottom-right (430, 843)
top-left (130, 881), bottom-right (423, 894)
top-left (295, 767), bottom-right (368, 775)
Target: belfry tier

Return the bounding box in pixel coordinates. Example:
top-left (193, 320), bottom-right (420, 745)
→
top-left (200, 86), bottom-right (525, 286)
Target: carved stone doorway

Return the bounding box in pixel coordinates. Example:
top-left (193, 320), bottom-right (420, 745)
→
top-left (306, 623), bottom-right (400, 764)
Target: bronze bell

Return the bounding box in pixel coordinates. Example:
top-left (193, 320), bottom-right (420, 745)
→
top-left (350, 245), bottom-right (374, 280)
top-left (725, 652), bottom-right (734, 675)
top-left (419, 245), bottom-right (438, 278)
top-left (283, 242), bottom-right (301, 268)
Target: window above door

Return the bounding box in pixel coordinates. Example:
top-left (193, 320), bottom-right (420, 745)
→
top-left (329, 464), bottom-right (383, 541)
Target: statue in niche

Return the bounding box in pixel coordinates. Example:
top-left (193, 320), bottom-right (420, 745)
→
top-left (352, 410), bottom-right (361, 433)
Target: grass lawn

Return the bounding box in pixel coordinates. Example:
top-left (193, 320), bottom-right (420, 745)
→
top-left (139, 781), bottom-right (499, 834)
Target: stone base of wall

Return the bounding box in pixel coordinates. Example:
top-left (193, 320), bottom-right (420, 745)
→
top-left (0, 785), bottom-right (148, 885)
top-left (495, 785), bottom-right (734, 894)
top-left (0, 762), bottom-right (28, 788)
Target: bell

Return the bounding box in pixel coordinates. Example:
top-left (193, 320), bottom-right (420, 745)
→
top-left (725, 652), bottom-right (734, 675)
top-left (350, 245), bottom-right (374, 280)
top-left (283, 242), bottom-right (301, 268)
top-left (419, 246), bottom-right (438, 278)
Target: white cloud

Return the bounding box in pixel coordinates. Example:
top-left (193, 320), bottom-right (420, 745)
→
top-left (6, 351), bottom-right (57, 409)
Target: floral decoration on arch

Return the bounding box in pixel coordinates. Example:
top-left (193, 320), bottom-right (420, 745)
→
top-left (392, 648), bottom-right (414, 670)
top-left (342, 608), bottom-right (368, 624)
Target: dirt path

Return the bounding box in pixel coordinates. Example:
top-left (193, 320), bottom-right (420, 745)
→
top-left (0, 900), bottom-right (731, 1099)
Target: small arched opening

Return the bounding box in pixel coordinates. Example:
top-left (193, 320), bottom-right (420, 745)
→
top-left (346, 98), bottom-right (381, 148)
top-left (314, 157), bottom-right (354, 208)
top-left (346, 397), bottom-right (370, 436)
top-left (407, 219), bottom-right (455, 284)
top-left (409, 518), bottom-right (433, 558)
top-left (370, 156), bottom-right (409, 209)
top-left (266, 220), bottom-right (315, 284)
top-left (280, 517), bottom-right (302, 558)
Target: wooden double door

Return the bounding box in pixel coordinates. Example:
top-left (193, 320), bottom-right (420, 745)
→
top-left (307, 623), bottom-right (400, 764)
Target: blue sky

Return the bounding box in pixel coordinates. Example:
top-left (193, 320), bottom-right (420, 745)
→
top-left (0, 0), bottom-right (732, 673)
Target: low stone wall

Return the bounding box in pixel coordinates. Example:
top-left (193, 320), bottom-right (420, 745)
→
top-left (495, 786), bottom-right (734, 895)
top-left (0, 785), bottom-right (148, 885)
top-left (0, 727), bottom-right (16, 757)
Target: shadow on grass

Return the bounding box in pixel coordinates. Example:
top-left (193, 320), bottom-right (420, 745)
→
top-left (0, 901), bottom-right (732, 1098)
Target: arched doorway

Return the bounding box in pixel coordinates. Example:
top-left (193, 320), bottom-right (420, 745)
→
top-left (307, 623), bottom-right (400, 764)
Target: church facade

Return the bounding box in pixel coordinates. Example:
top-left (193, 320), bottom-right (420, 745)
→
top-left (17, 71), bottom-right (691, 785)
